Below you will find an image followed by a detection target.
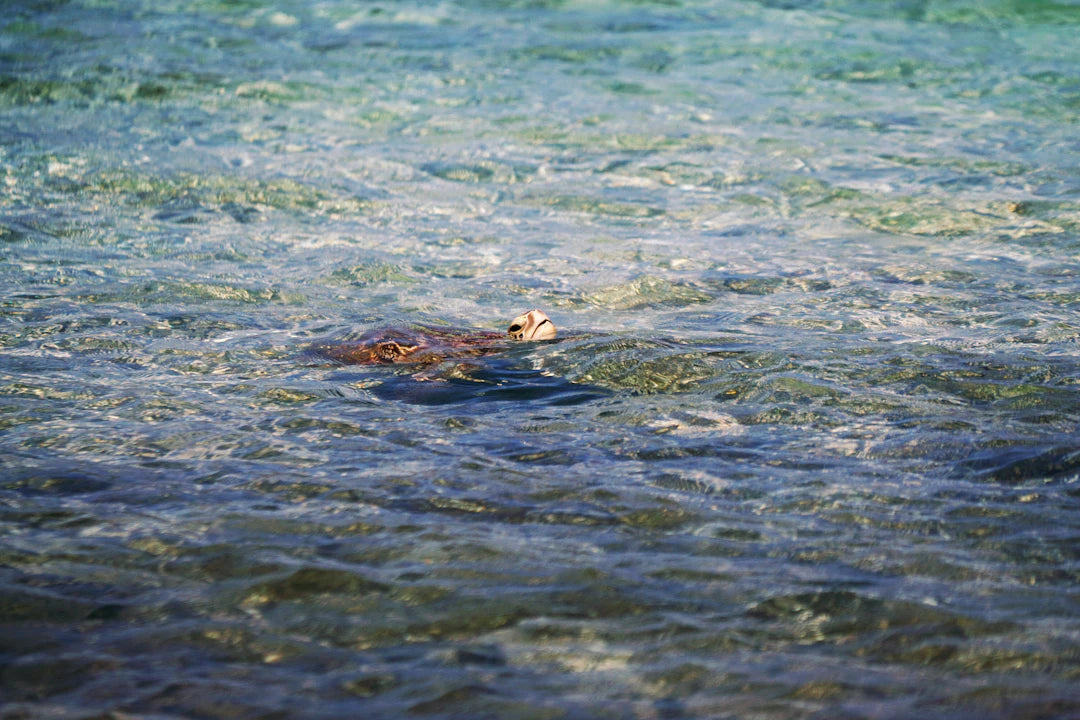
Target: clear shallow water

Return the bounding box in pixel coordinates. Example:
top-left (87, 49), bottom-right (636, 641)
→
top-left (2, 0), bottom-right (1079, 717)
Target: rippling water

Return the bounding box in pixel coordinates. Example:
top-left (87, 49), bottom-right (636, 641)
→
top-left (3, 1), bottom-right (1080, 717)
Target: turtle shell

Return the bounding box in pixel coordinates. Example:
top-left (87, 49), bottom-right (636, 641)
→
top-left (310, 310), bottom-right (556, 366)
top-left (312, 325), bottom-right (508, 366)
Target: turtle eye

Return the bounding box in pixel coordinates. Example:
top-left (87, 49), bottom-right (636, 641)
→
top-left (375, 341), bottom-right (402, 361)
top-left (508, 323), bottom-right (522, 333)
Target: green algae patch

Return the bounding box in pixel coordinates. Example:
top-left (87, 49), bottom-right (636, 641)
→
top-left (852, 201), bottom-right (1001, 237)
top-left (76, 281), bottom-right (303, 307)
top-left (258, 387), bottom-right (322, 405)
top-left (0, 69), bottom-right (224, 107)
top-left (80, 168), bottom-right (377, 216)
top-left (619, 505), bottom-right (698, 531)
top-left (542, 338), bottom-right (721, 394)
top-left (526, 193), bottom-right (665, 219)
top-left (581, 276), bottom-right (712, 310)
top-left (325, 264), bottom-right (418, 287)
top-left (244, 567), bottom-right (390, 604)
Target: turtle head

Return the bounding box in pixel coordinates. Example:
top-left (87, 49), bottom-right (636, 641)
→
top-left (508, 309), bottom-right (556, 341)
top-left (373, 340), bottom-right (419, 363)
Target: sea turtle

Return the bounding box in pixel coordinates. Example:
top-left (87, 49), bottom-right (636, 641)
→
top-left (310, 309), bottom-right (556, 366)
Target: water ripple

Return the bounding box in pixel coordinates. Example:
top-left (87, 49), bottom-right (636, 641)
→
top-left (3, 0), bottom-right (1080, 717)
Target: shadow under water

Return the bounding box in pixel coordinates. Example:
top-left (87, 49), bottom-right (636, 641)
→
top-left (328, 357), bottom-right (612, 406)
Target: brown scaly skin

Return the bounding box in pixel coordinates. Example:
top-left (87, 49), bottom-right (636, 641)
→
top-left (311, 309), bottom-right (556, 366)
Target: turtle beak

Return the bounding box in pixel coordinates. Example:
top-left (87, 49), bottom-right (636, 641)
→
top-left (508, 309), bottom-right (556, 341)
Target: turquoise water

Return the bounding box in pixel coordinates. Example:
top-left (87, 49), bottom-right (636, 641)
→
top-left (2, 1), bottom-right (1079, 717)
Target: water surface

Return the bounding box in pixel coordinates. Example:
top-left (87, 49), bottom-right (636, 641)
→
top-left (2, 1), bottom-right (1080, 718)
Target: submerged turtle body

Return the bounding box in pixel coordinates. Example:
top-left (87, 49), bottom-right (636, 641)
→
top-left (312, 309), bottom-right (556, 366)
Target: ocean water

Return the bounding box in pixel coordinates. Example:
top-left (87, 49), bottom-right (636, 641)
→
top-left (2, 0), bottom-right (1079, 717)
